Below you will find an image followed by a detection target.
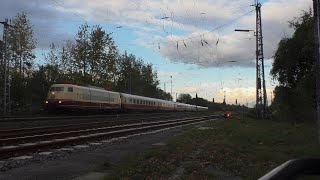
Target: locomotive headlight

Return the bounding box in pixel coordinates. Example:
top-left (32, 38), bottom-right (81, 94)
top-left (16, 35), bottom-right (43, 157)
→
top-left (58, 101), bottom-right (62, 104)
top-left (45, 101), bottom-right (48, 104)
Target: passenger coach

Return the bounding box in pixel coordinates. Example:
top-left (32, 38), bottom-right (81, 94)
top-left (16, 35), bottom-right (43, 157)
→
top-left (120, 93), bottom-right (159, 112)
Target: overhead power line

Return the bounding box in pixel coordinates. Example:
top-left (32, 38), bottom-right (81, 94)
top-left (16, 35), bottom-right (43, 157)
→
top-left (51, 0), bottom-right (87, 22)
top-left (156, 9), bottom-right (255, 44)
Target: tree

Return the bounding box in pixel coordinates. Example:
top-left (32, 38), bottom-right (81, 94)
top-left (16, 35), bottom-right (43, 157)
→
top-left (177, 93), bottom-right (192, 104)
top-left (6, 12), bottom-right (36, 112)
top-left (73, 23), bottom-right (90, 82)
top-left (89, 25), bottom-right (118, 87)
top-left (8, 12), bottom-right (36, 75)
top-left (270, 10), bottom-right (314, 123)
top-left (60, 40), bottom-right (75, 81)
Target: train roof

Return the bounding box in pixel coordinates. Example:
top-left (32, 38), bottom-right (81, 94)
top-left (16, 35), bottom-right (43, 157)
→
top-left (120, 93), bottom-right (159, 101)
top-left (50, 84), bottom-right (119, 95)
top-left (121, 93), bottom-right (175, 104)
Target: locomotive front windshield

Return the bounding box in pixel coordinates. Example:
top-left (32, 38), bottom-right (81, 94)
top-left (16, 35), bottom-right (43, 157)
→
top-left (49, 87), bottom-right (64, 92)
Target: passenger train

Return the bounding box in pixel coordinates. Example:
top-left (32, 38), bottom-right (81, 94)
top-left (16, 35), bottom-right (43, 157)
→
top-left (45, 84), bottom-right (208, 113)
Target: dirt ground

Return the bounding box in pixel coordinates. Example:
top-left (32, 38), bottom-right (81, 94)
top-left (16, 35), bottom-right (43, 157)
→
top-left (0, 126), bottom-right (186, 180)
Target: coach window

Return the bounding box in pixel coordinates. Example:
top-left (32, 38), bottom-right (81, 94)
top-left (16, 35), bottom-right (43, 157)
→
top-left (68, 87), bottom-right (73, 92)
top-left (50, 87), bottom-right (64, 92)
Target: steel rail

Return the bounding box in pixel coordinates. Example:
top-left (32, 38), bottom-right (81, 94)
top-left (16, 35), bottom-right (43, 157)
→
top-left (0, 115), bottom-right (212, 145)
top-left (0, 113), bottom-right (203, 139)
top-left (0, 112), bottom-right (199, 122)
top-left (0, 115), bottom-right (220, 160)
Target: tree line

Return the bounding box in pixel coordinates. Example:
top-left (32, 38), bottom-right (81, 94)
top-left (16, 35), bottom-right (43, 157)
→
top-left (0, 12), bottom-right (172, 115)
top-left (176, 93), bottom-right (247, 112)
top-left (270, 10), bottom-right (315, 123)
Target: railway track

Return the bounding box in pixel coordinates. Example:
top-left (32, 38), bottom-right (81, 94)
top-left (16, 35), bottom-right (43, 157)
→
top-left (0, 112), bottom-right (198, 122)
top-left (0, 112), bottom-right (206, 130)
top-left (0, 114), bottom-right (221, 160)
top-left (0, 113), bottom-right (207, 140)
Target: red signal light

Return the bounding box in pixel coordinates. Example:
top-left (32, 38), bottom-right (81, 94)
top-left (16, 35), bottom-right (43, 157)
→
top-left (224, 112), bottom-right (231, 118)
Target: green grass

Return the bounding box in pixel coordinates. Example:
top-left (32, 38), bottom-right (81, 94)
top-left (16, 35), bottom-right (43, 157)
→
top-left (104, 117), bottom-right (320, 180)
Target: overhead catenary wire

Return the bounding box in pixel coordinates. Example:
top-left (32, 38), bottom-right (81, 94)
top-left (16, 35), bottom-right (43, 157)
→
top-left (158, 0), bottom-right (214, 64)
top-left (51, 0), bottom-right (87, 23)
top-left (147, 0), bottom-right (201, 63)
top-left (131, 0), bottom-right (190, 62)
top-left (49, 0), bottom-right (255, 69)
top-left (178, 0), bottom-right (214, 62)
top-left (149, 9), bottom-right (255, 45)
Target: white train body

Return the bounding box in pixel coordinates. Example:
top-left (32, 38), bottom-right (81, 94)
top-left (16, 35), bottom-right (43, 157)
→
top-left (46, 84), bottom-right (208, 113)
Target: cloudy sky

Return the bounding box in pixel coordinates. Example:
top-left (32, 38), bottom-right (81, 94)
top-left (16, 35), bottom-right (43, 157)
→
top-left (0, 0), bottom-right (312, 106)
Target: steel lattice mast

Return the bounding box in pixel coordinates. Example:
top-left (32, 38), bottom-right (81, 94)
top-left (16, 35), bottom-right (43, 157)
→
top-left (0, 19), bottom-right (10, 116)
top-left (255, 2), bottom-right (267, 118)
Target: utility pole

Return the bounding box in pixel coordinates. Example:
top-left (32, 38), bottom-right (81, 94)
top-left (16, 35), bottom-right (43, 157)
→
top-left (223, 91), bottom-right (226, 105)
top-left (313, 0), bottom-right (320, 143)
top-left (255, 1), bottom-right (267, 119)
top-left (0, 19), bottom-right (10, 116)
top-left (234, 1), bottom-right (267, 119)
top-left (170, 76), bottom-right (172, 101)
